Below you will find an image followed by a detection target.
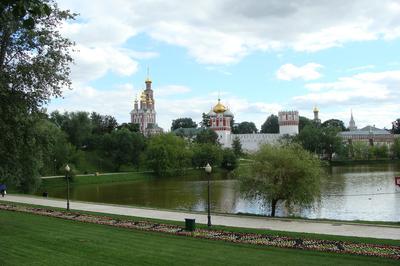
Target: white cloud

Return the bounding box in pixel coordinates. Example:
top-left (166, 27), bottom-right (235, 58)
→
top-left (291, 70), bottom-right (400, 128)
top-left (276, 63), bottom-right (323, 81)
top-left (59, 0), bottom-right (400, 65)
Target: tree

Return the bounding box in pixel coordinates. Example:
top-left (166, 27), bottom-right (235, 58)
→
top-left (295, 124), bottom-right (342, 160)
top-left (220, 148), bottom-right (237, 171)
top-left (171, 117), bottom-right (197, 131)
top-left (232, 136), bottom-right (243, 157)
top-left (191, 143), bottom-right (222, 169)
top-left (117, 122), bottom-right (140, 132)
top-left (61, 112), bottom-right (92, 148)
top-left (0, 1), bottom-right (75, 191)
top-left (232, 121), bottom-right (258, 134)
top-left (91, 112), bottom-right (118, 135)
top-left (299, 116), bottom-right (312, 132)
top-left (321, 119), bottom-right (346, 131)
top-left (145, 134), bottom-right (192, 176)
top-left (195, 129), bottom-right (219, 145)
top-left (200, 113), bottom-right (210, 128)
top-left (238, 144), bottom-right (322, 217)
top-left (261, 115), bottom-right (279, 133)
top-left (102, 129), bottom-right (145, 171)
top-left (392, 138), bottom-right (400, 159)
top-left (392, 119), bottom-right (400, 134)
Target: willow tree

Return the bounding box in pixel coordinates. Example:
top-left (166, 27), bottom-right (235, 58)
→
top-left (0, 0), bottom-right (75, 191)
top-left (239, 144), bottom-right (322, 217)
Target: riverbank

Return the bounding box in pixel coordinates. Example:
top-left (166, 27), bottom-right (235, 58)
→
top-left (330, 159), bottom-right (400, 166)
top-left (2, 209), bottom-right (397, 266)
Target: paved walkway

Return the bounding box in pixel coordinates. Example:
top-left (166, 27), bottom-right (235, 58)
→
top-left (1, 194), bottom-right (399, 240)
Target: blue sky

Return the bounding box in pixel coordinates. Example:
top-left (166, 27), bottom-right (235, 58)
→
top-left (49, 0), bottom-right (400, 131)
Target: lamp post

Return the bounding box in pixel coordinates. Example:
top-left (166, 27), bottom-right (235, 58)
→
top-left (205, 163), bottom-right (212, 227)
top-left (65, 164), bottom-right (70, 211)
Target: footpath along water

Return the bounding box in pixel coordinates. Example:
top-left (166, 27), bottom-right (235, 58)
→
top-left (40, 163), bottom-right (400, 221)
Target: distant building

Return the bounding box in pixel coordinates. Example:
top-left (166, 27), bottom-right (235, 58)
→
top-left (340, 125), bottom-right (398, 146)
top-left (207, 98), bottom-right (299, 152)
top-left (130, 75), bottom-right (163, 136)
top-left (313, 106), bottom-right (321, 124)
top-left (348, 110), bottom-right (357, 131)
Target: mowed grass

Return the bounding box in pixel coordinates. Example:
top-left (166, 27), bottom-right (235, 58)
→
top-left (40, 172), bottom-right (152, 189)
top-left (0, 211), bottom-right (398, 266)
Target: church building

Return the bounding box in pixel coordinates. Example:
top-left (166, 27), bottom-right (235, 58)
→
top-left (130, 75), bottom-right (163, 136)
top-left (207, 98), bottom-right (299, 152)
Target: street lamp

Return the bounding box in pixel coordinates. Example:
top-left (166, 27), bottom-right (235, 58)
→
top-left (65, 164), bottom-right (70, 211)
top-left (205, 163), bottom-right (212, 227)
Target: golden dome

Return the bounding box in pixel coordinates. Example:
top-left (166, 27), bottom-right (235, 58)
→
top-left (313, 106), bottom-right (319, 112)
top-left (213, 99), bottom-right (227, 113)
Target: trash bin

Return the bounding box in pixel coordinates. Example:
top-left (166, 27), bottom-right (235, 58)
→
top-left (185, 218), bottom-right (196, 231)
top-left (42, 191), bottom-right (48, 198)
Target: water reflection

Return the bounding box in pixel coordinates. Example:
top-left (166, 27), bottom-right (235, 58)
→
top-left (45, 163), bottom-right (400, 221)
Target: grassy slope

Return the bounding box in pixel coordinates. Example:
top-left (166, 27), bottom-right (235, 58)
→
top-left (0, 211), bottom-right (398, 266)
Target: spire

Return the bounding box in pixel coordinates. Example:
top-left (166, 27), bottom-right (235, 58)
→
top-left (349, 109), bottom-right (357, 131)
top-left (145, 66), bottom-right (151, 83)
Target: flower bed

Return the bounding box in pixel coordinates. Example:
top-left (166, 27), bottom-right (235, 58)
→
top-left (1, 204), bottom-right (399, 260)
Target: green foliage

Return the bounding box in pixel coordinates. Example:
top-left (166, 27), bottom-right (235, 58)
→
top-left (232, 136), bottom-right (243, 157)
top-left (191, 143), bottom-right (222, 169)
top-left (0, 1), bottom-right (75, 192)
top-left (91, 112), bottom-right (118, 135)
top-left (392, 138), bottom-right (400, 159)
top-left (195, 128), bottom-right (219, 145)
top-left (117, 122), bottom-right (139, 132)
top-left (232, 121), bottom-right (258, 134)
top-left (261, 114), bottom-right (279, 133)
top-left (321, 119), bottom-right (346, 132)
top-left (220, 148), bottom-right (237, 171)
top-left (171, 117), bottom-right (197, 131)
top-left (299, 116), bottom-right (312, 132)
top-left (352, 141), bottom-right (370, 160)
top-left (101, 129), bottom-right (145, 171)
top-left (200, 112), bottom-right (210, 128)
top-left (60, 111), bottom-right (93, 148)
top-left (238, 144), bottom-right (322, 217)
top-left (145, 133), bottom-right (192, 176)
top-left (295, 124), bottom-right (342, 160)
top-left (392, 118), bottom-right (400, 134)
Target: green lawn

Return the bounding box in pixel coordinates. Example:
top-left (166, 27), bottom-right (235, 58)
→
top-left (0, 210), bottom-right (398, 266)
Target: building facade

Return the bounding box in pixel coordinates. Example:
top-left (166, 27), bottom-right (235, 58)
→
top-left (208, 99), bottom-right (299, 152)
top-left (130, 77), bottom-right (163, 136)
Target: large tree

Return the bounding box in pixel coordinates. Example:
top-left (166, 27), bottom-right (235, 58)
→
top-left (261, 114), bottom-right (279, 133)
top-left (195, 128), bottom-right (219, 145)
top-left (321, 119), bottom-right (346, 131)
top-left (0, 0), bottom-right (75, 191)
top-left (239, 144), bottom-right (322, 217)
top-left (232, 121), bottom-right (258, 134)
top-left (171, 117), bottom-right (197, 131)
top-left (145, 133), bottom-right (192, 176)
top-left (392, 118), bottom-right (400, 134)
top-left (299, 116), bottom-right (312, 132)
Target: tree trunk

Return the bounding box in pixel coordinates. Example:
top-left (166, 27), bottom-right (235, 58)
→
top-left (271, 199), bottom-right (278, 217)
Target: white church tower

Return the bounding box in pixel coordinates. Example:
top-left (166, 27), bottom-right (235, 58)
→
top-left (208, 98), bottom-right (234, 148)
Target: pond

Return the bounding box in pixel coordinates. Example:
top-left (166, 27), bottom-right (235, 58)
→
top-left (44, 163), bottom-right (400, 221)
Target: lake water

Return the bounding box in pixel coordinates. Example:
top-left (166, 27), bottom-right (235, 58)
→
top-left (45, 163), bottom-right (400, 221)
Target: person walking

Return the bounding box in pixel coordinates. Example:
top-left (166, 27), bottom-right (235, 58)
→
top-left (0, 184), bottom-right (6, 197)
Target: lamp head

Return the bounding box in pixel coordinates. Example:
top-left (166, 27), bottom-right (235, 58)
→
top-left (65, 164), bottom-right (70, 172)
top-left (205, 163), bottom-right (212, 174)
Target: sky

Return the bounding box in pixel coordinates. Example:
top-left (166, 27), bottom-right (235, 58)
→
top-left (48, 0), bottom-right (400, 131)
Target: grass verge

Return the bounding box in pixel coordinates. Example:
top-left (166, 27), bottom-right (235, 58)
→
top-left (0, 209), bottom-right (398, 266)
